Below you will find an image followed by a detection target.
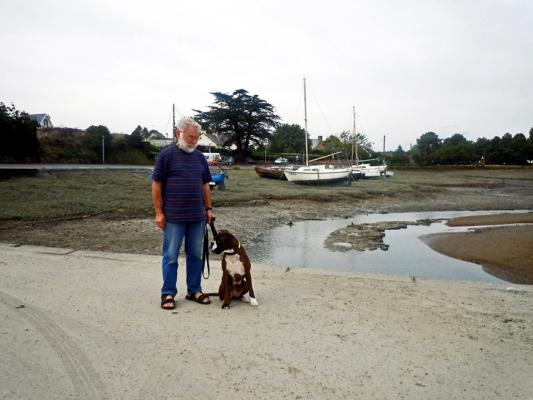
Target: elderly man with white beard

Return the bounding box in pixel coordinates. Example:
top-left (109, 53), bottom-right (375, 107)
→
top-left (151, 117), bottom-right (215, 310)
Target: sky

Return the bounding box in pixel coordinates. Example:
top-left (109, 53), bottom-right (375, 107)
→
top-left (1, 0), bottom-right (532, 151)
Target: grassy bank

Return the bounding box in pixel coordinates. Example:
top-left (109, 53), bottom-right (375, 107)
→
top-left (1, 167), bottom-right (531, 223)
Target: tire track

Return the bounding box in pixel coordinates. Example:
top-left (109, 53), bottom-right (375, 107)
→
top-left (0, 291), bottom-right (110, 400)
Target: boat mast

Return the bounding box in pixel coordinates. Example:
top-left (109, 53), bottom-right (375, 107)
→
top-left (303, 77), bottom-right (309, 167)
top-left (353, 106), bottom-right (359, 165)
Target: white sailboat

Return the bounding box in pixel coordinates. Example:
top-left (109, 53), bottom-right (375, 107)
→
top-left (284, 78), bottom-right (352, 184)
top-left (351, 162), bottom-right (388, 178)
top-left (349, 107), bottom-right (391, 179)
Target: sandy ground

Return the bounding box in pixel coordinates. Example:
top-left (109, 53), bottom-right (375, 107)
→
top-left (422, 213), bottom-right (533, 284)
top-left (1, 243), bottom-right (532, 400)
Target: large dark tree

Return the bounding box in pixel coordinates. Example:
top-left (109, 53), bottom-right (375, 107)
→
top-left (195, 89), bottom-right (280, 161)
top-left (0, 102), bottom-right (40, 162)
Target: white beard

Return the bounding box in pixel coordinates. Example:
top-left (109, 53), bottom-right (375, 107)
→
top-left (178, 136), bottom-right (196, 153)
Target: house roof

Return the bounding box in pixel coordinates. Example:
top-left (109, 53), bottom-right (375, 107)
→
top-left (199, 131), bottom-right (222, 147)
top-left (29, 114), bottom-right (48, 124)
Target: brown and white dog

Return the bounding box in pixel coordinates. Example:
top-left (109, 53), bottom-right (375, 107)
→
top-left (209, 226), bottom-right (258, 309)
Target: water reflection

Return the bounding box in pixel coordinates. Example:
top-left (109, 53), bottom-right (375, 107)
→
top-left (249, 210), bottom-right (528, 284)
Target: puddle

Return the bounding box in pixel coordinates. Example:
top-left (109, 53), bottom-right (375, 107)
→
top-left (248, 210), bottom-right (529, 284)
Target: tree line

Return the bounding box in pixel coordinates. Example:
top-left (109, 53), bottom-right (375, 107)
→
top-left (384, 130), bottom-right (533, 166)
top-left (1, 102), bottom-right (161, 163)
top-left (2, 95), bottom-right (532, 166)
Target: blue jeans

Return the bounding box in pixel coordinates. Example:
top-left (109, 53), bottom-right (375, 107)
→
top-left (161, 221), bottom-right (204, 297)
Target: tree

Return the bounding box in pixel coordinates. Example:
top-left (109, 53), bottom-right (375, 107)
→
top-left (412, 131), bottom-right (441, 165)
top-left (269, 123), bottom-right (308, 153)
top-left (85, 125), bottom-right (111, 162)
top-left (195, 89), bottom-right (280, 161)
top-left (337, 130), bottom-right (373, 161)
top-left (389, 145), bottom-right (410, 165)
top-left (321, 135), bottom-right (343, 155)
top-left (509, 133), bottom-right (528, 164)
top-left (528, 127), bottom-right (533, 162)
top-left (434, 133), bottom-right (476, 164)
top-left (0, 102), bottom-right (40, 162)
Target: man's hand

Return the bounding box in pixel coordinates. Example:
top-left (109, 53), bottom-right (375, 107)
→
top-left (155, 212), bottom-right (166, 230)
top-left (152, 181), bottom-right (165, 230)
top-left (206, 209), bottom-right (214, 224)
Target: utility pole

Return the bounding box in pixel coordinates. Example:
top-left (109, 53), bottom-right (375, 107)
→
top-left (383, 135), bottom-right (386, 154)
top-left (303, 77), bottom-right (309, 166)
top-left (353, 106), bottom-right (358, 164)
top-left (172, 104), bottom-right (176, 143)
top-left (101, 135), bottom-right (105, 164)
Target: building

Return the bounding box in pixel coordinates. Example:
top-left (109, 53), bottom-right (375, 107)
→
top-left (29, 113), bottom-right (53, 128)
top-left (311, 135), bottom-right (326, 151)
top-left (197, 131), bottom-right (221, 151)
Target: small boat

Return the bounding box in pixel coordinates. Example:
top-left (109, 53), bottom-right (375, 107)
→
top-left (254, 166), bottom-right (290, 180)
top-left (351, 162), bottom-right (391, 178)
top-left (285, 78), bottom-right (352, 185)
top-left (210, 169), bottom-right (228, 188)
top-left (284, 164), bottom-right (352, 183)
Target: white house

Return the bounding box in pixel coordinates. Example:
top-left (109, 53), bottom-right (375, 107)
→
top-left (197, 131), bottom-right (220, 151)
top-left (29, 113), bottom-right (53, 128)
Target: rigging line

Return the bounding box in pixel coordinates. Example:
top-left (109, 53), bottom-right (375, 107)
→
top-left (294, 92), bottom-right (302, 126)
top-left (164, 113), bottom-right (171, 138)
top-left (307, 86), bottom-right (334, 136)
top-left (174, 105), bottom-right (184, 118)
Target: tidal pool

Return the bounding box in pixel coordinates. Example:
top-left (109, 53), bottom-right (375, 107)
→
top-left (248, 210), bottom-right (529, 284)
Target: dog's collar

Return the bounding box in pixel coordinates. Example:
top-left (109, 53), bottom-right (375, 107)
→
top-left (223, 241), bottom-right (241, 256)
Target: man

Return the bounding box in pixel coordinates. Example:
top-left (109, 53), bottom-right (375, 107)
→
top-left (152, 117), bottom-right (215, 310)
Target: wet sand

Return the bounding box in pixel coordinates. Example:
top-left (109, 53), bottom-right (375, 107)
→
top-left (423, 214), bottom-right (533, 284)
top-left (446, 212), bottom-right (533, 226)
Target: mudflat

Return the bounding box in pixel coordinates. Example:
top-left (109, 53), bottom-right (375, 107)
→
top-left (446, 212), bottom-right (533, 226)
top-left (422, 214), bottom-right (533, 284)
top-left (1, 168), bottom-right (533, 255)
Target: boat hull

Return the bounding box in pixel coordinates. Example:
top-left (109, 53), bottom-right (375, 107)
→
top-left (284, 166), bottom-right (351, 183)
top-left (254, 166), bottom-right (288, 180)
top-left (351, 164), bottom-right (388, 178)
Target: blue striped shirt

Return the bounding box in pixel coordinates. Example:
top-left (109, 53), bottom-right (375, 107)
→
top-left (152, 146), bottom-right (211, 223)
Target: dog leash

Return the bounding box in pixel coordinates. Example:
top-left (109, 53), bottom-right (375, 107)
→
top-left (202, 219), bottom-right (217, 279)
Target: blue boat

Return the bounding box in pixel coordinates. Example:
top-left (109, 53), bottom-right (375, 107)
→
top-left (210, 169), bottom-right (228, 189)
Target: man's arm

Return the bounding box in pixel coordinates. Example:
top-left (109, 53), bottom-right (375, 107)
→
top-left (202, 183), bottom-right (214, 223)
top-left (152, 180), bottom-right (166, 230)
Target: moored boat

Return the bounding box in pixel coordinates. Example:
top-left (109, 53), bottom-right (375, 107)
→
top-left (351, 163), bottom-right (389, 178)
top-left (254, 166), bottom-right (291, 180)
top-left (285, 78), bottom-right (352, 184)
top-left (284, 164), bottom-right (352, 183)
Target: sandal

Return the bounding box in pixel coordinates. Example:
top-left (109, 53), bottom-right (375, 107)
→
top-left (185, 292), bottom-right (211, 305)
top-left (161, 294), bottom-right (175, 310)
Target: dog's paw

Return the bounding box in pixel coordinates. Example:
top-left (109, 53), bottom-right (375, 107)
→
top-left (221, 304), bottom-right (230, 310)
top-left (250, 297), bottom-right (258, 306)
top-left (240, 295), bottom-right (250, 303)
